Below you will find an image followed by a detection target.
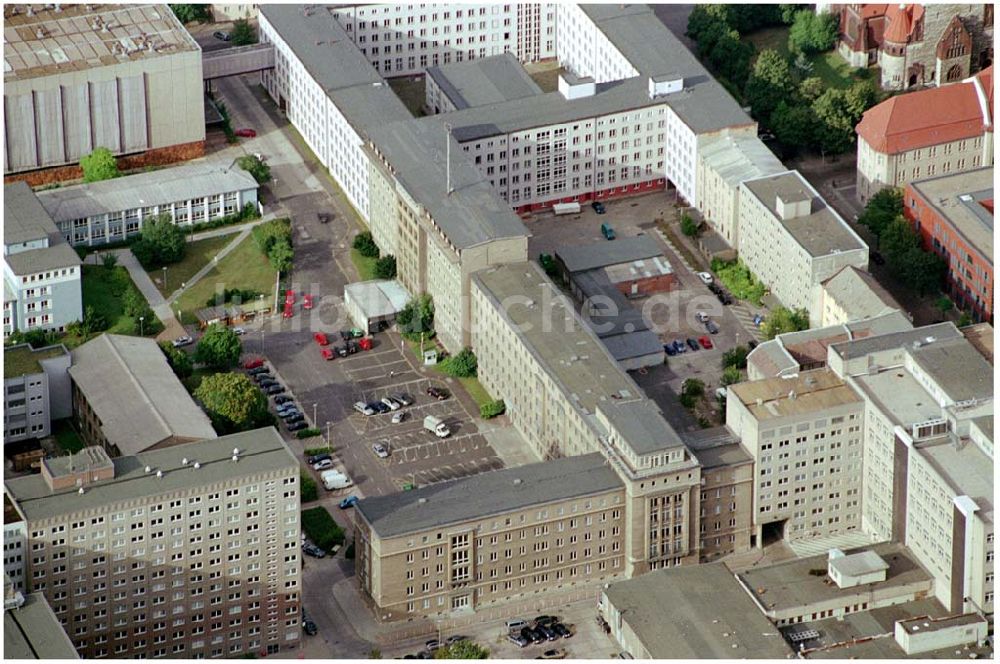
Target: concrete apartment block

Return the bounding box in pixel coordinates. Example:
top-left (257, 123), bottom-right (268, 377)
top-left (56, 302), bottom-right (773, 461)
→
top-left (3, 343), bottom-right (71, 444)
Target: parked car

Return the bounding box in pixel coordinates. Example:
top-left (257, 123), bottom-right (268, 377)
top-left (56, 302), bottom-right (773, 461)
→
top-left (424, 640), bottom-right (442, 651)
top-left (426, 386), bottom-right (450, 401)
top-left (244, 358), bottom-right (265, 370)
top-left (265, 384), bottom-right (286, 395)
top-left (673, 339), bottom-right (687, 354)
top-left (523, 627), bottom-right (546, 644)
top-left (234, 127), bottom-right (256, 138)
top-left (341, 328), bottom-right (365, 339)
top-left (537, 649), bottom-right (568, 659)
top-left (686, 338), bottom-right (700, 352)
top-left (753, 314), bottom-right (765, 327)
top-left (302, 618), bottom-right (318, 636)
top-left (248, 366), bottom-right (269, 376)
top-left (506, 619), bottom-right (529, 631)
top-left (285, 413), bottom-right (305, 424)
top-left (279, 409), bottom-right (302, 420)
top-left (313, 332), bottom-right (329, 346)
top-left (253, 373), bottom-right (274, 383)
top-left (716, 291), bottom-right (733, 305)
top-left (391, 393), bottom-right (413, 406)
top-left (697, 271), bottom-right (714, 285)
top-left (258, 379), bottom-right (277, 389)
top-left (534, 616), bottom-right (558, 627)
top-left (372, 441), bottom-right (390, 459)
top-left (705, 319), bottom-right (720, 335)
top-left (307, 453), bottom-right (331, 465)
top-left (321, 348), bottom-right (335, 361)
top-left (591, 200), bottom-right (606, 214)
top-left (312, 459), bottom-right (334, 471)
top-left (282, 306), bottom-right (294, 319)
top-left (381, 397), bottom-right (401, 411)
top-left (286, 420), bottom-right (307, 432)
top-left (446, 636), bottom-right (467, 645)
top-left (172, 336), bottom-right (193, 348)
top-left (600, 223), bottom-right (616, 240)
top-left (664, 343), bottom-right (677, 357)
top-left (507, 634), bottom-right (530, 648)
top-left (389, 411), bottom-right (406, 425)
top-left (301, 542), bottom-right (325, 558)
top-left (303, 294), bottom-right (314, 310)
top-left (338, 495), bottom-right (359, 509)
top-left (336, 342), bottom-right (358, 357)
top-left (371, 401), bottom-right (390, 414)
top-left (273, 394), bottom-right (292, 405)
top-left (552, 623), bottom-right (572, 639)
top-left (213, 30), bottom-right (230, 41)
top-left (353, 402), bottom-right (376, 416)
top-left (276, 401), bottom-right (297, 413)
top-left (359, 337), bottom-right (373, 351)
top-left (698, 335), bottom-right (714, 349)
top-left (696, 311), bottom-right (709, 323)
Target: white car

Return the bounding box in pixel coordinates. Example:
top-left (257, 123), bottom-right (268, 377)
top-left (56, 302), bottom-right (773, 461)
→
top-left (312, 459), bottom-right (334, 471)
top-left (353, 401), bottom-right (375, 416)
top-left (696, 311), bottom-right (709, 323)
top-left (232, 327), bottom-right (246, 336)
top-left (381, 397), bottom-right (401, 411)
top-left (372, 442), bottom-right (390, 459)
top-left (391, 411), bottom-right (406, 424)
top-left (171, 336), bottom-right (193, 348)
top-left (697, 272), bottom-right (714, 286)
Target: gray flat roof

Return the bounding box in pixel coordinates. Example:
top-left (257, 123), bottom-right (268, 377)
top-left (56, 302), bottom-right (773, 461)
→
top-left (739, 542), bottom-right (931, 614)
top-left (68, 334), bottom-right (217, 454)
top-left (909, 336), bottom-right (994, 402)
top-left (972, 414), bottom-right (993, 442)
top-left (742, 171), bottom-right (867, 257)
top-left (829, 550), bottom-right (889, 577)
top-left (5, 428), bottom-right (296, 522)
top-left (597, 400), bottom-right (683, 453)
top-left (427, 53), bottom-right (543, 110)
top-left (603, 562), bottom-right (793, 659)
top-left (682, 427), bottom-right (753, 469)
top-left (344, 279), bottom-right (411, 319)
top-left (555, 235), bottom-right (663, 273)
top-left (822, 266), bottom-right (902, 320)
top-left (37, 162), bottom-right (259, 223)
top-left (356, 453), bottom-right (622, 539)
top-left (699, 133), bottom-right (785, 187)
top-left (919, 437), bottom-right (994, 524)
top-left (852, 367), bottom-right (942, 427)
top-left (909, 167), bottom-right (993, 263)
top-left (829, 322), bottom-right (962, 359)
top-left (4, 182), bottom-right (60, 245)
top-left (4, 592), bottom-right (78, 659)
top-left (4, 242), bottom-right (81, 275)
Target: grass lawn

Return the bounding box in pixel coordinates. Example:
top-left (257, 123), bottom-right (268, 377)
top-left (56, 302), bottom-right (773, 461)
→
top-left (388, 76), bottom-right (426, 117)
top-left (173, 235), bottom-right (277, 322)
top-left (712, 259), bottom-right (767, 305)
top-left (458, 376), bottom-right (492, 410)
top-left (350, 248), bottom-right (379, 281)
top-left (78, 265), bottom-right (162, 340)
top-left (301, 506), bottom-right (345, 553)
top-left (146, 235), bottom-right (235, 298)
top-left (52, 420), bottom-right (85, 454)
top-left (744, 26), bottom-right (859, 89)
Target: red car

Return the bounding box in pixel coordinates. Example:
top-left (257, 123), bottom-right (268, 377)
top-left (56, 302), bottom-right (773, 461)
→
top-left (320, 348), bottom-right (334, 361)
top-left (313, 332), bottom-right (329, 346)
top-left (282, 305), bottom-right (294, 319)
top-left (284, 289), bottom-right (296, 304)
top-left (358, 337), bottom-right (373, 351)
top-left (243, 358), bottom-right (265, 370)
top-left (303, 294), bottom-right (314, 310)
top-left (235, 128), bottom-right (256, 138)
top-left (698, 335), bottom-right (714, 350)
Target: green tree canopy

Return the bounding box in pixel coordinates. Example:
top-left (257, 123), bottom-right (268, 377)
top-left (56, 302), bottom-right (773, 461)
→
top-left (788, 10), bottom-right (838, 54)
top-left (251, 219), bottom-right (292, 255)
top-left (761, 307), bottom-right (810, 339)
top-left (433, 641), bottom-right (489, 659)
top-left (267, 238), bottom-right (294, 274)
top-left (397, 294), bottom-right (434, 340)
top-left (194, 372), bottom-right (269, 434)
top-left (721, 365), bottom-right (743, 386)
top-left (237, 154), bottom-right (271, 183)
top-left (722, 345), bottom-right (749, 370)
top-left (858, 187), bottom-right (903, 245)
top-left (745, 49), bottom-right (795, 122)
top-left (130, 214), bottom-right (186, 268)
top-left (374, 255), bottom-right (397, 279)
top-left (169, 4), bottom-right (210, 23)
top-left (881, 217), bottom-right (946, 296)
top-left (81, 147), bottom-right (120, 183)
top-left (770, 100), bottom-right (817, 150)
top-left (194, 323), bottom-right (243, 369)
top-left (440, 348), bottom-right (478, 377)
top-left (352, 231), bottom-right (380, 258)
top-left (159, 340), bottom-right (193, 378)
top-left (230, 18), bottom-right (256, 46)
top-left (680, 213), bottom-right (701, 237)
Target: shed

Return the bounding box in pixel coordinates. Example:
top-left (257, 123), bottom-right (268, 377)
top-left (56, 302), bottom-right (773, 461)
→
top-left (343, 280), bottom-right (411, 335)
top-left (194, 305), bottom-right (243, 329)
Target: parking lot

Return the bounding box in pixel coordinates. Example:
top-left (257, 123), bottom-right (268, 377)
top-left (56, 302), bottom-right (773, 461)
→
top-left (523, 193), bottom-right (759, 429)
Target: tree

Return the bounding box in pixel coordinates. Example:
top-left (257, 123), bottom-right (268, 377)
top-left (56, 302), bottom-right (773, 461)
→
top-left (770, 101), bottom-right (817, 150)
top-left (159, 340), bottom-right (193, 379)
top-left (682, 378), bottom-right (705, 399)
top-left (793, 51), bottom-right (814, 77)
top-left (721, 365), bottom-right (743, 386)
top-left (122, 288), bottom-right (146, 319)
top-left (101, 252), bottom-right (119, 269)
top-left (480, 399), bottom-right (506, 419)
top-left (858, 188), bottom-right (903, 246)
top-left (798, 76), bottom-right (825, 102)
top-left (812, 88), bottom-right (856, 154)
top-left (82, 305), bottom-right (108, 336)
top-left (169, 4), bottom-right (210, 23)
top-left (788, 10), bottom-right (838, 54)
top-left (710, 28), bottom-right (755, 90)
top-left (374, 255), bottom-right (397, 279)
top-left (237, 154), bottom-right (271, 183)
top-left (80, 147), bottom-right (120, 183)
top-left (230, 18), bottom-right (256, 46)
top-left (267, 238), bottom-right (294, 274)
top-left (352, 232), bottom-right (380, 258)
top-left (130, 214), bottom-right (186, 268)
top-left (761, 306), bottom-right (810, 339)
top-left (680, 213), bottom-right (701, 238)
top-left (440, 348), bottom-right (478, 377)
top-left (396, 294), bottom-right (434, 340)
top-left (780, 3), bottom-right (804, 24)
top-left (745, 49), bottom-right (795, 122)
top-left (251, 219), bottom-right (292, 256)
top-left (194, 323), bottom-right (243, 369)
top-left (935, 296), bottom-right (954, 316)
top-left (433, 641), bottom-right (489, 659)
top-left (957, 311), bottom-right (972, 327)
top-left (194, 372), bottom-right (269, 434)
top-left (722, 345), bottom-right (749, 370)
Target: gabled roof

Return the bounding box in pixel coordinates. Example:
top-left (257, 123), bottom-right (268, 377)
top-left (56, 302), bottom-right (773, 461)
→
top-left (883, 4), bottom-right (924, 43)
top-left (856, 69), bottom-right (993, 154)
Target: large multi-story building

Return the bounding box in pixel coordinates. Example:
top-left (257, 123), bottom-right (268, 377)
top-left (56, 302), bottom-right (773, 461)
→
top-left (835, 4), bottom-right (994, 90)
top-left (37, 163), bottom-right (259, 248)
top-left (4, 183), bottom-right (82, 337)
top-left (2, 4), bottom-right (205, 182)
top-left (3, 343), bottom-right (71, 445)
top-left (424, 52), bottom-right (544, 115)
top-left (816, 265), bottom-right (906, 327)
top-left (3, 428), bottom-right (302, 659)
top-left (4, 576), bottom-right (79, 659)
top-left (68, 334), bottom-right (217, 456)
top-left (903, 167), bottom-right (993, 322)
top-left (854, 66), bottom-right (993, 202)
top-left (737, 171), bottom-right (869, 322)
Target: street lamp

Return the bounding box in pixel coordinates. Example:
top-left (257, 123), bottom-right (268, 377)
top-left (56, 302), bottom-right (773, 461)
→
top-left (325, 421), bottom-right (332, 452)
top-left (162, 266), bottom-right (167, 290)
top-left (312, 403), bottom-right (317, 428)
top-left (139, 316), bottom-right (145, 336)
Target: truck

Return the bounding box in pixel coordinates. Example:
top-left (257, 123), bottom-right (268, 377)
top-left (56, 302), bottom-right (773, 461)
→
top-left (552, 202), bottom-right (581, 215)
top-left (320, 469), bottom-right (354, 491)
top-left (423, 415), bottom-right (451, 438)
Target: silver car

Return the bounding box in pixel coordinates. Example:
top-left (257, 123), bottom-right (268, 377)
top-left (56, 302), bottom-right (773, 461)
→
top-left (353, 401), bottom-right (375, 416)
top-left (381, 397), bottom-right (401, 411)
top-left (372, 441), bottom-right (390, 458)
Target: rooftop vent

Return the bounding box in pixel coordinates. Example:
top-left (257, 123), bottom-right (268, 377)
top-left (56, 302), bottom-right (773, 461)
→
top-left (156, 470), bottom-right (163, 479)
top-left (231, 455), bottom-right (239, 462)
top-left (144, 465), bottom-right (152, 474)
top-left (232, 448), bottom-right (240, 456)
top-left (78, 487), bottom-right (85, 495)
top-left (26, 5), bottom-right (35, 17)
top-left (193, 462), bottom-right (201, 469)
top-left (181, 458), bottom-right (189, 466)
top-left (418, 497), bottom-right (427, 504)
top-left (513, 478), bottom-right (522, 485)
top-left (648, 74), bottom-right (683, 98)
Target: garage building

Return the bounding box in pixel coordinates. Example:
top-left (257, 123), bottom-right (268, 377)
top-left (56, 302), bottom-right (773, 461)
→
top-left (343, 280), bottom-right (411, 335)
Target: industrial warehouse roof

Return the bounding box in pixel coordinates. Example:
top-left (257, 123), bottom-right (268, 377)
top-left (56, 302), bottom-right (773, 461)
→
top-left (603, 563), bottom-right (793, 659)
top-left (356, 454), bottom-right (622, 538)
top-left (427, 53), bottom-right (543, 110)
top-left (907, 167), bottom-right (993, 264)
top-left (742, 172), bottom-right (868, 257)
top-left (698, 132), bottom-right (785, 187)
top-left (4, 591), bottom-right (79, 659)
top-left (3, 3), bottom-right (199, 83)
top-left (37, 162), bottom-right (259, 223)
top-left (368, 119), bottom-right (529, 249)
top-left (68, 334), bottom-right (217, 455)
top-left (5, 429), bottom-right (296, 522)
top-left (4, 182), bottom-right (59, 245)
top-left (556, 235), bottom-right (664, 273)
top-left (821, 266), bottom-right (903, 321)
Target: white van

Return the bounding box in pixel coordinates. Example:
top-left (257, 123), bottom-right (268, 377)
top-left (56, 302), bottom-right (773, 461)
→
top-left (321, 470), bottom-right (353, 491)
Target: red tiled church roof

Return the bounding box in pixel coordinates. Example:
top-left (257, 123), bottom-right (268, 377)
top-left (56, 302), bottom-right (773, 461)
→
top-left (883, 4), bottom-right (924, 43)
top-left (856, 66), bottom-right (994, 153)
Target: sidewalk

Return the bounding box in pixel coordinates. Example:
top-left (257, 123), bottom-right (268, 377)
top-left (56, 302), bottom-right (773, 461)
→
top-left (108, 249), bottom-right (187, 342)
top-left (165, 219), bottom-right (270, 304)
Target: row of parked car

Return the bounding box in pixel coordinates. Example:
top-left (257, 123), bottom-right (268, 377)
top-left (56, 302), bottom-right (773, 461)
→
top-left (314, 329), bottom-right (371, 360)
top-left (402, 635), bottom-right (469, 658)
top-left (664, 336), bottom-right (714, 356)
top-left (244, 358), bottom-right (308, 432)
top-left (353, 386), bottom-right (450, 418)
top-left (506, 615), bottom-right (573, 648)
